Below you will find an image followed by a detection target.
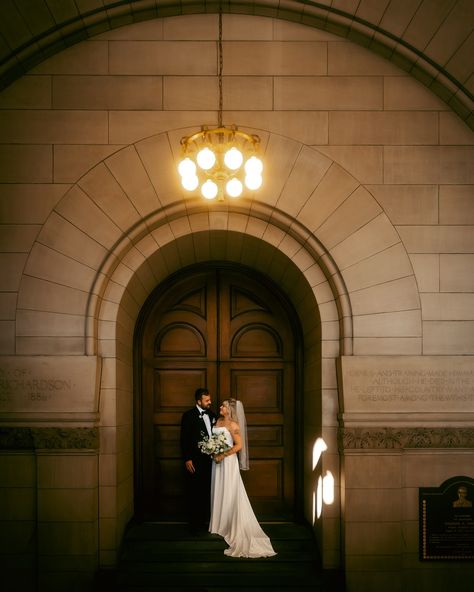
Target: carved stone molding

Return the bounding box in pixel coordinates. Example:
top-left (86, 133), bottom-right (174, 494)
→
top-left (0, 427), bottom-right (99, 450)
top-left (339, 427), bottom-right (474, 451)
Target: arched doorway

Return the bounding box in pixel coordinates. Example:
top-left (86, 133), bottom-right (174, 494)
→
top-left (134, 262), bottom-right (303, 521)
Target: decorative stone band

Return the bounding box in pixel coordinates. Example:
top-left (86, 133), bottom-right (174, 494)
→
top-left (0, 427), bottom-right (99, 450)
top-left (339, 427), bottom-right (474, 451)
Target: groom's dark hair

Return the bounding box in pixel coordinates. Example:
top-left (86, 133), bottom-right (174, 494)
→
top-left (195, 387), bottom-right (209, 401)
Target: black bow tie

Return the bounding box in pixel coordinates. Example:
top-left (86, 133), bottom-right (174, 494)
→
top-left (199, 411), bottom-right (207, 417)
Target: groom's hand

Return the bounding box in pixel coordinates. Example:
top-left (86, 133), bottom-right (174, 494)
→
top-left (185, 460), bottom-right (195, 474)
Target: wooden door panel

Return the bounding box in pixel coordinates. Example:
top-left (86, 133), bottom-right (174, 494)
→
top-left (153, 368), bottom-right (211, 410)
top-left (139, 266), bottom-right (297, 520)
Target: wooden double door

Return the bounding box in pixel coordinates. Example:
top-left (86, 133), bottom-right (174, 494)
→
top-left (137, 265), bottom-right (298, 520)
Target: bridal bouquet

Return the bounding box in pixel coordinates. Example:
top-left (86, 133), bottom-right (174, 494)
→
top-left (198, 432), bottom-right (230, 456)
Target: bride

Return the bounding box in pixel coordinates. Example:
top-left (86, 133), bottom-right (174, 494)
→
top-left (209, 398), bottom-right (276, 558)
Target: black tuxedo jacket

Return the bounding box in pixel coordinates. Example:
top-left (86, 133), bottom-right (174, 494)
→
top-left (180, 407), bottom-right (217, 463)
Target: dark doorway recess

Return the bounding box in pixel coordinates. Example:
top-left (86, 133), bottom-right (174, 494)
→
top-left (134, 263), bottom-right (303, 521)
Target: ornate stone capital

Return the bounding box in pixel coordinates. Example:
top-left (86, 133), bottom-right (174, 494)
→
top-left (339, 427), bottom-right (474, 451)
top-left (0, 427), bottom-right (99, 450)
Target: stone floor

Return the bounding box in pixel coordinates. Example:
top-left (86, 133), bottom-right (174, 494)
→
top-left (95, 522), bottom-right (345, 591)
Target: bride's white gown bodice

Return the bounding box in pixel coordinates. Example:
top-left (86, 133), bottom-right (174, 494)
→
top-left (209, 426), bottom-right (276, 558)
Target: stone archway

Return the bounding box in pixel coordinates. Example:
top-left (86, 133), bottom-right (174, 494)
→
top-left (15, 128), bottom-right (420, 568)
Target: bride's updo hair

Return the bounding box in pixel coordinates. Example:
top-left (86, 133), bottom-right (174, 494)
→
top-left (222, 398), bottom-right (239, 423)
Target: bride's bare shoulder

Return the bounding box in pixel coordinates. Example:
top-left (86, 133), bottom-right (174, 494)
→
top-left (229, 420), bottom-right (240, 433)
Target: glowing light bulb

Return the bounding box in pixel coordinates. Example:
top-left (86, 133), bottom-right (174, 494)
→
top-left (201, 179), bottom-right (218, 200)
top-left (244, 173), bottom-right (262, 190)
top-left (197, 147), bottom-right (216, 170)
top-left (244, 156), bottom-right (263, 175)
top-left (224, 147), bottom-right (243, 170)
top-left (178, 157), bottom-right (196, 177)
top-left (181, 175), bottom-right (199, 191)
top-left (226, 178), bottom-right (243, 197)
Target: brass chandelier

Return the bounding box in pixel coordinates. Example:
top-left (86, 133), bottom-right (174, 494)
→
top-left (177, 8), bottom-right (263, 201)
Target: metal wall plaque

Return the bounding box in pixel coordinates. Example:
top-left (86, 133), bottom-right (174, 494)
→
top-left (420, 476), bottom-right (474, 560)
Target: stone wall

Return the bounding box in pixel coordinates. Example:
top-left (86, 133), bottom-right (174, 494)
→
top-left (0, 13), bottom-right (473, 592)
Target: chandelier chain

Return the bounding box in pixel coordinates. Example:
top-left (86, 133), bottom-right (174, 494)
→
top-left (218, 5), bottom-right (223, 128)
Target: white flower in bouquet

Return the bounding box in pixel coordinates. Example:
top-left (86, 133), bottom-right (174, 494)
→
top-left (198, 432), bottom-right (230, 456)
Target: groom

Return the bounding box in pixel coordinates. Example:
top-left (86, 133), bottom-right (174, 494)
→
top-left (180, 387), bottom-right (216, 533)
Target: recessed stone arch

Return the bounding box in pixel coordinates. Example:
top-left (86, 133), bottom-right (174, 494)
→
top-left (17, 128), bottom-right (421, 357)
top-left (14, 127), bottom-right (422, 567)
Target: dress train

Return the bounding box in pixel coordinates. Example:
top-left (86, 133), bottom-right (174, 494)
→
top-left (209, 426), bottom-right (276, 558)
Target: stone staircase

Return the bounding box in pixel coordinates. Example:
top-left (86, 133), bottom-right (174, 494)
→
top-left (95, 522), bottom-right (344, 592)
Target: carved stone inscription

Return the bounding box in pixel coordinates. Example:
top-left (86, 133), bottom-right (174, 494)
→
top-left (0, 356), bottom-right (99, 414)
top-left (340, 356), bottom-right (474, 413)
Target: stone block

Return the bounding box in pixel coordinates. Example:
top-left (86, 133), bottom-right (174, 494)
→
top-left (32, 41), bottom-right (108, 75)
top-left (109, 110), bottom-right (215, 145)
top-left (78, 163), bottom-right (141, 232)
top-left (421, 293), bottom-right (474, 320)
top-left (37, 521), bottom-right (98, 555)
top-left (351, 276), bottom-right (420, 316)
top-left (329, 41), bottom-right (402, 75)
top-left (343, 243), bottom-right (414, 293)
top-left (384, 146), bottom-right (474, 184)
top-left (54, 144), bottom-right (125, 184)
top-left (0, 110), bottom-right (108, 144)
top-left (16, 310), bottom-right (84, 337)
top-left (317, 186), bottom-right (382, 249)
top-left (276, 146), bottom-right (332, 217)
top-left (109, 41), bottom-right (215, 75)
top-left (404, 452), bottom-right (474, 487)
top-left (275, 76), bottom-right (383, 110)
top-left (354, 309), bottom-right (422, 338)
top-left (423, 320), bottom-right (474, 354)
top-left (99, 18), bottom-right (163, 40)
top-left (440, 254), bottom-right (474, 291)
top-left (163, 76), bottom-right (217, 110)
top-left (345, 453), bottom-right (402, 489)
top-left (0, 225), bottom-right (39, 253)
top-left (38, 488), bottom-right (98, 522)
top-left (409, 254), bottom-right (440, 293)
top-left (0, 488), bottom-right (35, 521)
top-left (330, 214), bottom-right (400, 271)
top-left (315, 146), bottom-right (383, 184)
top-left (0, 253), bottom-right (28, 291)
top-left (0, 75), bottom-right (51, 109)
top-left (440, 112), bottom-right (474, 145)
top-left (353, 337), bottom-right (422, 356)
top-left (0, 184), bottom-right (66, 224)
top-left (439, 185), bottom-right (474, 224)
top-left (329, 111), bottom-right (438, 145)
top-left (346, 488), bottom-right (402, 522)
top-left (17, 277), bottom-right (87, 317)
top-left (39, 212), bottom-right (107, 268)
top-left (224, 41), bottom-right (327, 75)
top-left (16, 336), bottom-right (86, 356)
top-left (0, 356), bottom-right (99, 415)
top-left (384, 76), bottom-right (447, 110)
top-left (346, 521), bottom-right (402, 555)
top-left (298, 163), bottom-right (359, 232)
top-left (397, 225), bottom-right (474, 253)
top-left (226, 110), bottom-right (329, 144)
top-left (340, 355), bottom-right (474, 413)
top-left (24, 243), bottom-right (96, 292)
top-left (367, 184), bottom-right (438, 225)
top-left (0, 145), bottom-right (52, 183)
top-left (53, 75), bottom-right (162, 110)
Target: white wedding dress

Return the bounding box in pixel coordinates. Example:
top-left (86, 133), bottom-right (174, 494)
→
top-left (209, 426), bottom-right (276, 558)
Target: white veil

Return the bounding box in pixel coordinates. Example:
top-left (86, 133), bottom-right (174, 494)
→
top-left (235, 400), bottom-right (249, 470)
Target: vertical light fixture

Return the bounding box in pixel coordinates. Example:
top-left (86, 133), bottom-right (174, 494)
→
top-left (177, 4), bottom-right (263, 201)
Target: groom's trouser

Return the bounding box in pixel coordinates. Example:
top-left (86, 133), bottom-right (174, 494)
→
top-left (185, 455), bottom-right (212, 528)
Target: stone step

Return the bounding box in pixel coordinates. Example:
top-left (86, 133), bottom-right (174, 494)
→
top-left (99, 521), bottom-right (344, 592)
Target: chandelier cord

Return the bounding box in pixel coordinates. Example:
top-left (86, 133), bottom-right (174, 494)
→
top-left (218, 4), bottom-right (223, 128)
